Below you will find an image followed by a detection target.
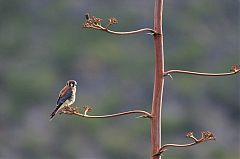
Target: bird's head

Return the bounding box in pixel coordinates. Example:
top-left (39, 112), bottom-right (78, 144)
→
top-left (67, 80), bottom-right (77, 87)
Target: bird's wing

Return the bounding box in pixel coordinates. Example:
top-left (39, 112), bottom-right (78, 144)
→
top-left (56, 86), bottom-right (73, 106)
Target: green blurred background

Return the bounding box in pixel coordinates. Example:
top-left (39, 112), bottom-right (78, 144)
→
top-left (0, 0), bottom-right (239, 159)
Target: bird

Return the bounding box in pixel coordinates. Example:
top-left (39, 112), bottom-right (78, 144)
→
top-left (50, 80), bottom-right (77, 120)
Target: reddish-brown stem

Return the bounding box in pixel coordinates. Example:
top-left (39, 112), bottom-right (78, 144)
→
top-left (154, 142), bottom-right (198, 156)
top-left (164, 69), bottom-right (240, 77)
top-left (88, 25), bottom-right (156, 35)
top-left (63, 107), bottom-right (152, 119)
top-left (161, 142), bottom-right (197, 151)
top-left (103, 28), bottom-right (156, 35)
top-left (151, 0), bottom-right (164, 159)
top-left (154, 131), bottom-right (216, 156)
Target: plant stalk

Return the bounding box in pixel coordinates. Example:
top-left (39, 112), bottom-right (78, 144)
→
top-left (151, 0), bottom-right (164, 159)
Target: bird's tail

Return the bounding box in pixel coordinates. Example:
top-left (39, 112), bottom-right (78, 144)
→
top-left (49, 105), bottom-right (61, 121)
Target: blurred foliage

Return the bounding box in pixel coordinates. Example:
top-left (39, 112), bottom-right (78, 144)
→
top-left (0, 0), bottom-right (239, 159)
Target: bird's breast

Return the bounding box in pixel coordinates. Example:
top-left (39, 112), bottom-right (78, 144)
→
top-left (67, 87), bottom-right (76, 105)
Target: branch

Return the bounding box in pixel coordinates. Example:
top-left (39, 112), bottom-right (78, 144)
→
top-left (153, 131), bottom-right (216, 156)
top-left (164, 64), bottom-right (240, 77)
top-left (82, 13), bottom-right (158, 35)
top-left (61, 106), bottom-right (152, 119)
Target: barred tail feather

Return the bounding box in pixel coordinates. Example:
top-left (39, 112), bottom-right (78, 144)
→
top-left (50, 105), bottom-right (61, 121)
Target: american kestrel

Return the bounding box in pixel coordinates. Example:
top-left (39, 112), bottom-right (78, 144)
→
top-left (50, 80), bottom-right (77, 120)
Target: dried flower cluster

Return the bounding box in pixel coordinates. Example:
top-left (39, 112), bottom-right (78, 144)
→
top-left (83, 16), bottom-right (103, 28)
top-left (230, 64), bottom-right (240, 73)
top-left (187, 131), bottom-right (216, 142)
top-left (60, 105), bottom-right (92, 116)
top-left (200, 131), bottom-right (216, 141)
top-left (186, 131), bottom-right (198, 141)
top-left (83, 106), bottom-right (92, 115)
top-left (82, 13), bottom-right (118, 31)
top-left (60, 106), bottom-right (79, 115)
top-left (106, 17), bottom-right (118, 28)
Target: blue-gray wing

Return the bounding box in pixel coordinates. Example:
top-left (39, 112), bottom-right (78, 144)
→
top-left (56, 88), bottom-right (72, 106)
